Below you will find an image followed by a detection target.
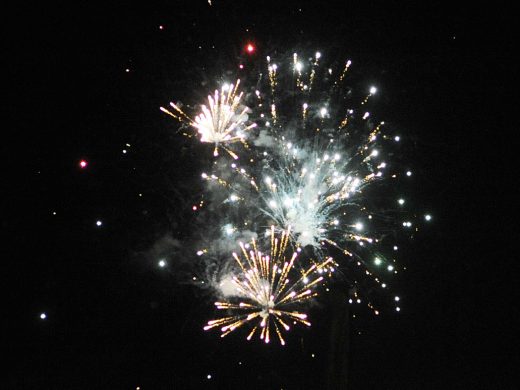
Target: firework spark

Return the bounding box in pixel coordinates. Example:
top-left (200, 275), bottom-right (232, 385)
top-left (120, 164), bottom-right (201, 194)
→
top-left (161, 79), bottom-right (257, 158)
top-left (204, 226), bottom-right (334, 345)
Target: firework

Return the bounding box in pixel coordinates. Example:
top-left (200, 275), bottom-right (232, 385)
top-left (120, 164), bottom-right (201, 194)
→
top-left (173, 51), bottom-right (429, 338)
top-left (161, 79), bottom-right (257, 158)
top-left (204, 226), bottom-right (334, 345)
top-left (197, 52), bottom-right (427, 317)
top-left (259, 143), bottom-right (380, 253)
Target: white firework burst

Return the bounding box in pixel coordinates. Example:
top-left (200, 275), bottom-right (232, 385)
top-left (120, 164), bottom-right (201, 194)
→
top-left (161, 79), bottom-right (257, 158)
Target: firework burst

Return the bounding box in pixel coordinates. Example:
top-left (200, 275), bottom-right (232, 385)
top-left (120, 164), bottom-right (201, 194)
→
top-left (259, 143), bottom-right (380, 252)
top-left (204, 226), bottom-right (334, 345)
top-left (161, 79), bottom-right (257, 158)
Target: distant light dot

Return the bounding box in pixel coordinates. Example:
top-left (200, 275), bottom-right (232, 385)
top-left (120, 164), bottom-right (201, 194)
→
top-left (406, 171), bottom-right (412, 176)
top-left (246, 43), bottom-right (255, 53)
top-left (382, 283), bottom-right (387, 288)
top-left (79, 160), bottom-right (88, 168)
top-left (320, 107), bottom-right (328, 117)
top-left (387, 265), bottom-right (394, 271)
top-left (425, 214), bottom-right (432, 221)
top-left (192, 205), bottom-right (197, 211)
top-left (159, 25), bottom-right (164, 30)
top-left (122, 149), bottom-right (127, 154)
top-left (398, 198), bottom-right (405, 205)
top-left (315, 52), bottom-right (321, 59)
top-left (311, 353), bottom-right (316, 357)
top-left (40, 313), bottom-right (47, 320)
top-left (125, 68), bottom-right (130, 73)
top-left (374, 258), bottom-right (382, 265)
top-left (295, 62), bottom-right (303, 71)
top-left (370, 86), bottom-right (377, 94)
top-left (395, 296), bottom-right (400, 301)
top-left (394, 136), bottom-right (400, 142)
top-left (239, 64), bottom-right (244, 69)
top-left (96, 220), bottom-right (103, 227)
top-left (207, 374), bottom-right (212, 380)
top-left (158, 260), bottom-right (166, 267)
top-left (52, 211), bottom-right (57, 215)
top-left (393, 246), bottom-right (398, 251)
top-left (355, 222), bottom-right (363, 231)
top-left (396, 307), bottom-right (401, 312)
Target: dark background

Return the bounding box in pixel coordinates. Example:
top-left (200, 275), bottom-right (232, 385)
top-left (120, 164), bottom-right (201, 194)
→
top-left (6, 1), bottom-right (516, 389)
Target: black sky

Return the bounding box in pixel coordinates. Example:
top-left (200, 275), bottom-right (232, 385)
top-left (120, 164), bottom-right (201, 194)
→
top-left (6, 2), bottom-right (516, 389)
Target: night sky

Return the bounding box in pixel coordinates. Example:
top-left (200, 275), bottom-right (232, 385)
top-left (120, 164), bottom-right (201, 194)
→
top-left (7, 2), bottom-right (516, 389)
